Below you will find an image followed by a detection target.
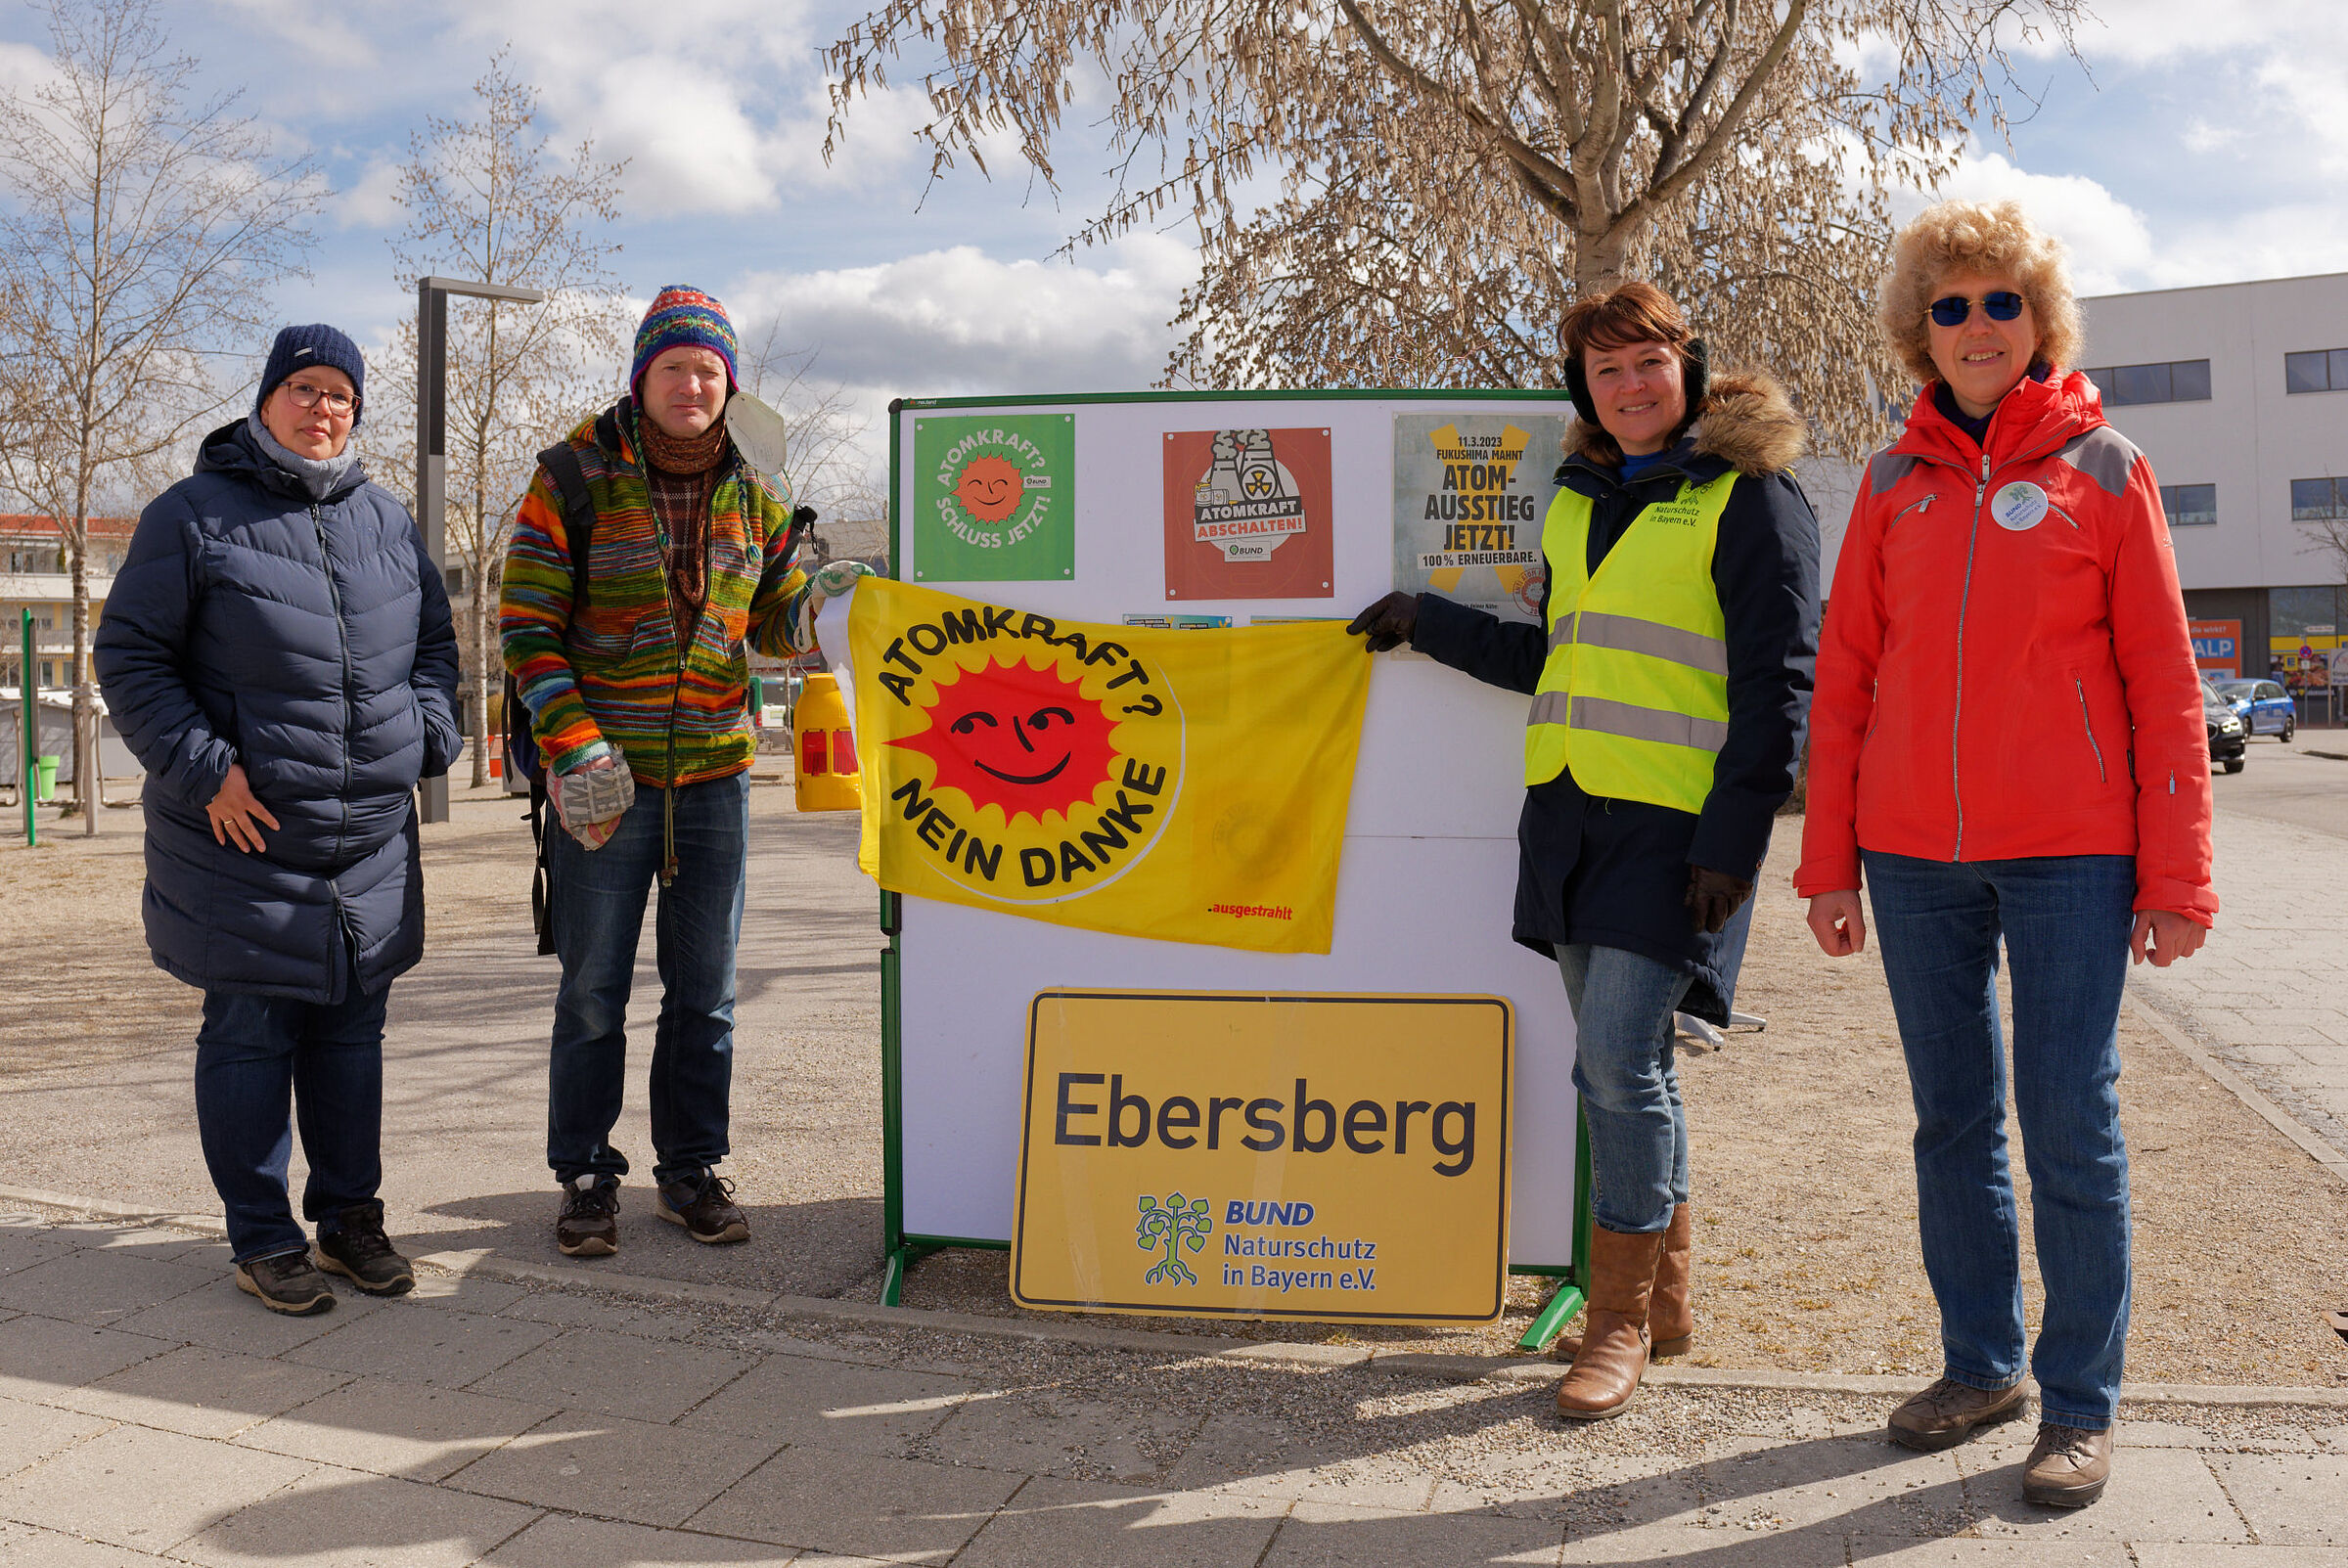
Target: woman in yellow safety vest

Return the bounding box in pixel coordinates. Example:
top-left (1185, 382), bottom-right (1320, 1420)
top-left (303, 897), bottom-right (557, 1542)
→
top-left (1350, 281), bottom-right (1821, 1420)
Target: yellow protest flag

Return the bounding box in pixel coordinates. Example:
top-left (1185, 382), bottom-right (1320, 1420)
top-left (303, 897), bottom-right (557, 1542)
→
top-left (846, 578), bottom-right (1370, 954)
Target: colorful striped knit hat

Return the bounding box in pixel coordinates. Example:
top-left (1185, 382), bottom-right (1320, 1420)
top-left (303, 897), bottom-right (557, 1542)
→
top-left (631, 286), bottom-right (739, 397)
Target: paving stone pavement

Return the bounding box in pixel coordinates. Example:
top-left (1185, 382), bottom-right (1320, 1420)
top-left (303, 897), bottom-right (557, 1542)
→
top-left (0, 1212), bottom-right (2342, 1567)
top-left (2128, 758), bottom-right (2348, 1170)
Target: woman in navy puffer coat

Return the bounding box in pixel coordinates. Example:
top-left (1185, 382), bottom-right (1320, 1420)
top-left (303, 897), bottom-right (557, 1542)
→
top-left (96, 324), bottom-right (459, 1316)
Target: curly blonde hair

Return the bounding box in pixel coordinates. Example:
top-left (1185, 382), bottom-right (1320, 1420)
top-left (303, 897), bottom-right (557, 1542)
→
top-left (1879, 200), bottom-right (2084, 387)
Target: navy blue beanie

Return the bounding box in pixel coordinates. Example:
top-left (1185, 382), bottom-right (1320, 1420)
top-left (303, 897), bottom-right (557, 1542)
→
top-left (256, 324), bottom-right (367, 426)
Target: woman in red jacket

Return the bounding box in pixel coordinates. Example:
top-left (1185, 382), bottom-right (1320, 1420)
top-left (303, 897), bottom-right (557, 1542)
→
top-left (1796, 201), bottom-right (2215, 1508)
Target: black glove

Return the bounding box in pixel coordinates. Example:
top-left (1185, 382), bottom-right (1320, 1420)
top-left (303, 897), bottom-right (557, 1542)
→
top-left (1346, 592), bottom-right (1420, 652)
top-left (792, 504), bottom-right (819, 529)
top-left (1685, 865), bottom-right (1754, 935)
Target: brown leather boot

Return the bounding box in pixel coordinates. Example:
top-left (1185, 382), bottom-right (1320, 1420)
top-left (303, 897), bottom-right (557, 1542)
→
top-left (1554, 1226), bottom-right (1666, 1421)
top-left (1554, 1205), bottom-right (1694, 1361)
top-left (1648, 1204), bottom-right (1693, 1357)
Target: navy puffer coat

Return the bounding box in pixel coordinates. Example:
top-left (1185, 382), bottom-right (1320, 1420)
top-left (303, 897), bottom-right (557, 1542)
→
top-left (96, 421), bottom-right (461, 1001)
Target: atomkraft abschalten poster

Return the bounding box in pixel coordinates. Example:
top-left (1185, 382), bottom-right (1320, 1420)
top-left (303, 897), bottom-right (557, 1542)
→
top-left (1161, 427), bottom-right (1334, 600)
top-left (1390, 414), bottom-right (1566, 623)
top-left (1011, 990), bottom-right (1513, 1323)
top-left (911, 414), bottom-right (1076, 582)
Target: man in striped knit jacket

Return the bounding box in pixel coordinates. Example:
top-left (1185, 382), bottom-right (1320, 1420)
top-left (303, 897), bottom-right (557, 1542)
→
top-left (500, 286), bottom-right (866, 1257)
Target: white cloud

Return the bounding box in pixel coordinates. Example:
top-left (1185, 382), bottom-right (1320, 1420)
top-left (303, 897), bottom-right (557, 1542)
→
top-left (714, 234), bottom-right (1197, 482)
top-left (2023, 0), bottom-right (2337, 68)
top-left (728, 233), bottom-right (1195, 396)
top-left (206, 0), bottom-right (378, 68)
top-left (336, 158), bottom-right (403, 228)
top-left (0, 40), bottom-right (51, 91)
top-left (1913, 151), bottom-right (2155, 294)
top-left (570, 56), bottom-right (782, 214)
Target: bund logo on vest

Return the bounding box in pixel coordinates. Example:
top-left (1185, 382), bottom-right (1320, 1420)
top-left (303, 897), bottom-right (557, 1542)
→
top-left (877, 605), bottom-right (1187, 905)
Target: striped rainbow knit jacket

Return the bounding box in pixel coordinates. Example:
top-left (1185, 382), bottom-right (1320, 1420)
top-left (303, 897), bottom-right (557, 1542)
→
top-left (500, 400), bottom-right (812, 785)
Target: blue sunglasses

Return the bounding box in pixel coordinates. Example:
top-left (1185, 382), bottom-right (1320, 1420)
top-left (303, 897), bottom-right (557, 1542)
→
top-left (1930, 291), bottom-right (2025, 328)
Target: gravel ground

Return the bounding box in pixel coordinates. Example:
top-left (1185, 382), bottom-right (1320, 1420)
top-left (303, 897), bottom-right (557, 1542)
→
top-left (7, 794), bottom-right (2345, 1389)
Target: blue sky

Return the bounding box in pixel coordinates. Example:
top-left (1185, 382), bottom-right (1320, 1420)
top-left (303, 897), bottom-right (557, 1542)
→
top-left (4, 0), bottom-right (2343, 474)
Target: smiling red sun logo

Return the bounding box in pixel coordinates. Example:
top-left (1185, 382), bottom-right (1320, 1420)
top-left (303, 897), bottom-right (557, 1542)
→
top-left (887, 656), bottom-right (1121, 824)
top-left (953, 455), bottom-right (1025, 524)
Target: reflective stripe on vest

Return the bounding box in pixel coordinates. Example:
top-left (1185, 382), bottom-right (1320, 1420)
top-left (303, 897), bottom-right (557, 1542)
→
top-left (1525, 470), bottom-right (1736, 813)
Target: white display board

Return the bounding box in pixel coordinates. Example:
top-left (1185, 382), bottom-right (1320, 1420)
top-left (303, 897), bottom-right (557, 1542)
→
top-left (849, 392), bottom-right (1581, 1269)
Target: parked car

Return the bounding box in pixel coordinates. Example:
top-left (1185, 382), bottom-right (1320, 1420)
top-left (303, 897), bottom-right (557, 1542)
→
top-left (2212, 677), bottom-right (2296, 740)
top-left (2203, 678), bottom-right (2247, 773)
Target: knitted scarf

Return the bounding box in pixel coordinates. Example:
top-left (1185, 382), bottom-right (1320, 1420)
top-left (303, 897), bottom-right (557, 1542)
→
top-left (639, 414), bottom-right (729, 640)
top-left (246, 411), bottom-right (358, 501)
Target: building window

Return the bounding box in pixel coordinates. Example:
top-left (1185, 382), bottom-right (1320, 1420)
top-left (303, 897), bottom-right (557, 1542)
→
top-left (2291, 476), bottom-right (2348, 520)
top-left (2284, 348), bottom-right (2348, 393)
top-left (443, 563), bottom-right (466, 595)
top-left (2159, 483), bottom-right (2217, 526)
top-left (2082, 359), bottom-right (2212, 407)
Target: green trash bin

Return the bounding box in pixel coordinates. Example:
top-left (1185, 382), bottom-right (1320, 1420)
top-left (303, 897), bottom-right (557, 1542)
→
top-left (33, 754), bottom-right (59, 801)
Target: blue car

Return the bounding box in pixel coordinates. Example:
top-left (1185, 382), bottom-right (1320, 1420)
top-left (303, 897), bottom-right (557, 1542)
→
top-left (2213, 678), bottom-right (2296, 741)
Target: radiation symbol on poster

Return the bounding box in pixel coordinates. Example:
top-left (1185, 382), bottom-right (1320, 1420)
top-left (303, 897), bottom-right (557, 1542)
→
top-left (1196, 429), bottom-right (1307, 560)
top-left (880, 615), bottom-right (1187, 905)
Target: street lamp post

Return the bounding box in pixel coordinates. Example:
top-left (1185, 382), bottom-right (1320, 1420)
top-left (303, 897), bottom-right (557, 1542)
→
top-left (414, 275), bottom-right (547, 825)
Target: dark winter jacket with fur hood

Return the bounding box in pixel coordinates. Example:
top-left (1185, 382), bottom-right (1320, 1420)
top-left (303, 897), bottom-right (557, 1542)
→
top-left (95, 419), bottom-right (461, 1003)
top-left (1409, 373), bottom-right (1822, 1022)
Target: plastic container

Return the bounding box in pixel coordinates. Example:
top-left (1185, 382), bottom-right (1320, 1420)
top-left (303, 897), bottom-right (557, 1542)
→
top-left (33, 755), bottom-right (58, 801)
top-left (791, 673), bottom-right (862, 812)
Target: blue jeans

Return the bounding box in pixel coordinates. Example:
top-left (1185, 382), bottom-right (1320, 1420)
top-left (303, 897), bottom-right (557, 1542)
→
top-left (546, 772), bottom-right (749, 1187)
top-left (1558, 944), bottom-right (1693, 1234)
top-left (1863, 850), bottom-right (2136, 1430)
top-left (195, 982), bottom-right (389, 1265)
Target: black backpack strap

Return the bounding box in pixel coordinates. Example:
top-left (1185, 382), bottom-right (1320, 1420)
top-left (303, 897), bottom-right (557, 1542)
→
top-left (521, 440), bottom-right (598, 961)
top-left (538, 441), bottom-right (596, 614)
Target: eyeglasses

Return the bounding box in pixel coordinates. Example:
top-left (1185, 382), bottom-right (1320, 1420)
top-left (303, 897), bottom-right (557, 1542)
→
top-left (1929, 291), bottom-right (2026, 328)
top-left (280, 381), bottom-right (359, 417)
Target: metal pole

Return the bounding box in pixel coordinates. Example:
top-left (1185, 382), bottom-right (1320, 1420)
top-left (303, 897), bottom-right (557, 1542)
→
top-left (411, 276), bottom-right (544, 827)
top-left (21, 608), bottom-right (34, 848)
top-left (417, 280), bottom-right (450, 825)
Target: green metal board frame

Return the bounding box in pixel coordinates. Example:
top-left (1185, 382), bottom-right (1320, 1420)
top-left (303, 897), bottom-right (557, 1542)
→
top-left (872, 387), bottom-right (1597, 1351)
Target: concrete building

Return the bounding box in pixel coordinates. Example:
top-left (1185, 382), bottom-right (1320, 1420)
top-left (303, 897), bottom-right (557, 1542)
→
top-left (0, 514), bottom-right (141, 787)
top-left (0, 514), bottom-right (131, 691)
top-left (1806, 272), bottom-right (2348, 717)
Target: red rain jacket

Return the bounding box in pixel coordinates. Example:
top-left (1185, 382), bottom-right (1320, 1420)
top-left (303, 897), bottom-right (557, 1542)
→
top-left (1793, 370), bottom-right (2217, 923)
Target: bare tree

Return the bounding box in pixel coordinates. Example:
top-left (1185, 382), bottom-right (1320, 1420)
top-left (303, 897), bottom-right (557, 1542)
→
top-left (736, 325), bottom-right (889, 561)
top-left (2298, 517), bottom-right (2348, 694)
top-left (384, 53), bottom-right (627, 788)
top-left (0, 0), bottom-right (321, 830)
top-left (827, 0), bottom-right (2084, 458)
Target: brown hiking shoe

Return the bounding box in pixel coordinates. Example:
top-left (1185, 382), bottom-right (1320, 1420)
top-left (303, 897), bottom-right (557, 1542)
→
top-left (2022, 1422), bottom-right (2112, 1507)
top-left (557, 1176), bottom-right (619, 1257)
top-left (236, 1249), bottom-right (336, 1316)
top-left (1887, 1376), bottom-right (2029, 1452)
top-left (655, 1169), bottom-right (748, 1244)
top-left (316, 1201), bottom-right (415, 1295)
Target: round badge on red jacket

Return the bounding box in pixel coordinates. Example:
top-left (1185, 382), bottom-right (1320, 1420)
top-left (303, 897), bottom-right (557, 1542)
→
top-left (1991, 480), bottom-right (2049, 530)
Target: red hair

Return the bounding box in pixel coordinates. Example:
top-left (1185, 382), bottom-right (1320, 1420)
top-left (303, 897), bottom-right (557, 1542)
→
top-left (1561, 281), bottom-right (1693, 364)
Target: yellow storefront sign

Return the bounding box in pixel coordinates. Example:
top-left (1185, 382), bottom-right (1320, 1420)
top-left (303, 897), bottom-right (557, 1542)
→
top-left (1011, 990), bottom-right (1513, 1324)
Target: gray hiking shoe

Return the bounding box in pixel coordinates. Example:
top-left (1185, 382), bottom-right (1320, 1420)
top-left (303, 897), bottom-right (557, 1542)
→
top-left (236, 1249), bottom-right (336, 1316)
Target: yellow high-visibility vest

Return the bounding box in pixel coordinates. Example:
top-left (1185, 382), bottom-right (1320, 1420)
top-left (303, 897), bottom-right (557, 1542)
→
top-left (1524, 470), bottom-right (1736, 814)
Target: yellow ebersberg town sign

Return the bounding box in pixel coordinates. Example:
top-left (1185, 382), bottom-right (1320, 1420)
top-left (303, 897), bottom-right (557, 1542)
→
top-left (1012, 991), bottom-right (1514, 1323)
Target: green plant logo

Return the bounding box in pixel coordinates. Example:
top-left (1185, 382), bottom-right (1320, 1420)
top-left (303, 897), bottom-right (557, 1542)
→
top-left (1136, 1192), bottom-right (1213, 1286)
